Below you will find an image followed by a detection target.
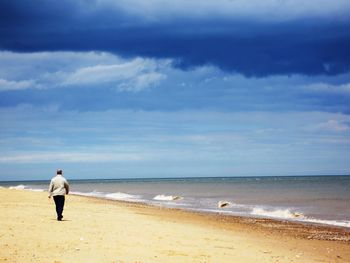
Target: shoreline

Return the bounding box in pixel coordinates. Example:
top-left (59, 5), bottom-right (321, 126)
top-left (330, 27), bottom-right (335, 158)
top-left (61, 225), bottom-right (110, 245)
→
top-left (74, 193), bottom-right (350, 242)
top-left (5, 184), bottom-right (350, 231)
top-left (1, 188), bottom-right (350, 262)
top-left (4, 185), bottom-right (350, 236)
top-left (60, 191), bottom-right (350, 235)
top-left (3, 175), bottom-right (350, 231)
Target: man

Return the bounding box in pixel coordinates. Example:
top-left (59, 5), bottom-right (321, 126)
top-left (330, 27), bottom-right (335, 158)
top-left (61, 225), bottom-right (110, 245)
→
top-left (48, 169), bottom-right (69, 221)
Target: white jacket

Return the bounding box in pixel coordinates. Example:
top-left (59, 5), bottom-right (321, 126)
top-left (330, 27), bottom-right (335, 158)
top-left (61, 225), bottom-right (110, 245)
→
top-left (48, 175), bottom-right (69, 196)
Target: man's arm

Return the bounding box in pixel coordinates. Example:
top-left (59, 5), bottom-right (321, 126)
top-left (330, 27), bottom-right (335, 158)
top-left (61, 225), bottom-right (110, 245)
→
top-left (48, 180), bottom-right (54, 198)
top-left (64, 180), bottom-right (69, 195)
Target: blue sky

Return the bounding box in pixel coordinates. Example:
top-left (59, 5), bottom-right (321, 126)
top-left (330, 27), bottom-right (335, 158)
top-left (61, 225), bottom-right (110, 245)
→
top-left (0, 0), bottom-right (350, 180)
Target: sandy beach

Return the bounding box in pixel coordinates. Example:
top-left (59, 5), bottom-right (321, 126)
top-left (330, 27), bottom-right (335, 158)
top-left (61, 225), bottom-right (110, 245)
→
top-left (1, 188), bottom-right (349, 263)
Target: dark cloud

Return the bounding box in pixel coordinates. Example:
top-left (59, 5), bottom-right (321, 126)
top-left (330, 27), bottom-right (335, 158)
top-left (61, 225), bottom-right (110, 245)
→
top-left (1, 0), bottom-right (350, 77)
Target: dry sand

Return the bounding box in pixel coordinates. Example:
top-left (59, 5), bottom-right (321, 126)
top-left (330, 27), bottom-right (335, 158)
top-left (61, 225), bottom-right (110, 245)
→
top-left (0, 188), bottom-right (349, 263)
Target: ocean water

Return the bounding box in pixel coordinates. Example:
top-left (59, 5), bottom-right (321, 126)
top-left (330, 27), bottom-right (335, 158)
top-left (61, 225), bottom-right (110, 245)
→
top-left (2, 176), bottom-right (350, 228)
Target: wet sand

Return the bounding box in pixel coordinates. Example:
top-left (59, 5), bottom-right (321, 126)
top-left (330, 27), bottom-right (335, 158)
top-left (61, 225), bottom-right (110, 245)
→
top-left (0, 188), bottom-right (349, 262)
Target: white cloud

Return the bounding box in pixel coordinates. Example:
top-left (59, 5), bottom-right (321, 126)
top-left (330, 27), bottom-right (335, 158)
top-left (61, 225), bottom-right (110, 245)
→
top-left (313, 120), bottom-right (350, 132)
top-left (118, 72), bottom-right (166, 92)
top-left (0, 78), bottom-right (35, 91)
top-left (1, 106), bottom-right (350, 178)
top-left (0, 151), bottom-right (145, 163)
top-left (64, 58), bottom-right (167, 91)
top-left (99, 0), bottom-right (350, 21)
top-left (0, 51), bottom-right (169, 92)
top-left (302, 82), bottom-right (350, 95)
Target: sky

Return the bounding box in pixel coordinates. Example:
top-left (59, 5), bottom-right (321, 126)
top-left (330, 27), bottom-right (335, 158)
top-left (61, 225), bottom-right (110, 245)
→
top-left (0, 0), bottom-right (350, 180)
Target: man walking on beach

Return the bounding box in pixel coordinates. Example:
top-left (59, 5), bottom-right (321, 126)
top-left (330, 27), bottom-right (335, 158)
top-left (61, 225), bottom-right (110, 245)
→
top-left (48, 169), bottom-right (69, 221)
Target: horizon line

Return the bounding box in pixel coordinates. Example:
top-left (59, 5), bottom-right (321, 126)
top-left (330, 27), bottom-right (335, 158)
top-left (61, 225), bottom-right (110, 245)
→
top-left (1, 174), bottom-right (349, 183)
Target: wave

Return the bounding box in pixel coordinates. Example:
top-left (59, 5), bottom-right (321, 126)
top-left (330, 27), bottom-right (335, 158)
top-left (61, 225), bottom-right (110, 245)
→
top-left (251, 207), bottom-right (304, 219)
top-left (9, 184), bottom-right (26, 190)
top-left (153, 195), bottom-right (183, 201)
top-left (70, 191), bottom-right (105, 198)
top-left (250, 207), bottom-right (350, 228)
top-left (105, 192), bottom-right (141, 201)
top-left (8, 184), bottom-right (45, 192)
top-left (71, 191), bottom-right (143, 202)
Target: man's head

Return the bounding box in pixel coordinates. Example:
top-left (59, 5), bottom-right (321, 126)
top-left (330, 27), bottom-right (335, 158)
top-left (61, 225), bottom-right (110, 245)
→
top-left (57, 169), bottom-right (63, 175)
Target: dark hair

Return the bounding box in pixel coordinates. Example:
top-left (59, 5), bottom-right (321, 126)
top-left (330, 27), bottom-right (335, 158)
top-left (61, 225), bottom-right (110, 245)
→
top-left (57, 169), bottom-right (63, 175)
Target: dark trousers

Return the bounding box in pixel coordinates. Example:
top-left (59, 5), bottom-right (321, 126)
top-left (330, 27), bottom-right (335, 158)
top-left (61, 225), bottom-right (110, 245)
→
top-left (53, 195), bottom-right (65, 220)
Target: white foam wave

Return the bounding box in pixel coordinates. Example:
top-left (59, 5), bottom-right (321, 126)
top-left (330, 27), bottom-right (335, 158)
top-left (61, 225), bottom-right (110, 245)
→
top-left (250, 207), bottom-right (350, 228)
top-left (9, 184), bottom-right (26, 190)
top-left (71, 191), bottom-right (144, 202)
top-left (71, 191), bottom-right (105, 198)
top-left (105, 192), bottom-right (141, 200)
top-left (153, 195), bottom-right (183, 201)
top-left (8, 184), bottom-right (45, 192)
top-left (251, 207), bottom-right (304, 220)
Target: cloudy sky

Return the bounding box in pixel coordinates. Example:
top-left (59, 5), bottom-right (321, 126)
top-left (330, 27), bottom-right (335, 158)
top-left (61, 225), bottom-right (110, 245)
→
top-left (0, 0), bottom-right (350, 180)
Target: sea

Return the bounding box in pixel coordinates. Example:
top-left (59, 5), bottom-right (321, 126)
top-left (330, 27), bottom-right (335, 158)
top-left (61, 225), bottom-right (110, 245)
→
top-left (1, 175), bottom-right (350, 228)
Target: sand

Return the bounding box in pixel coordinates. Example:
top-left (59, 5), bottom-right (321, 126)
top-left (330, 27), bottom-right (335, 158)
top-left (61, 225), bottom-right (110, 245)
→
top-left (0, 188), bottom-right (349, 263)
